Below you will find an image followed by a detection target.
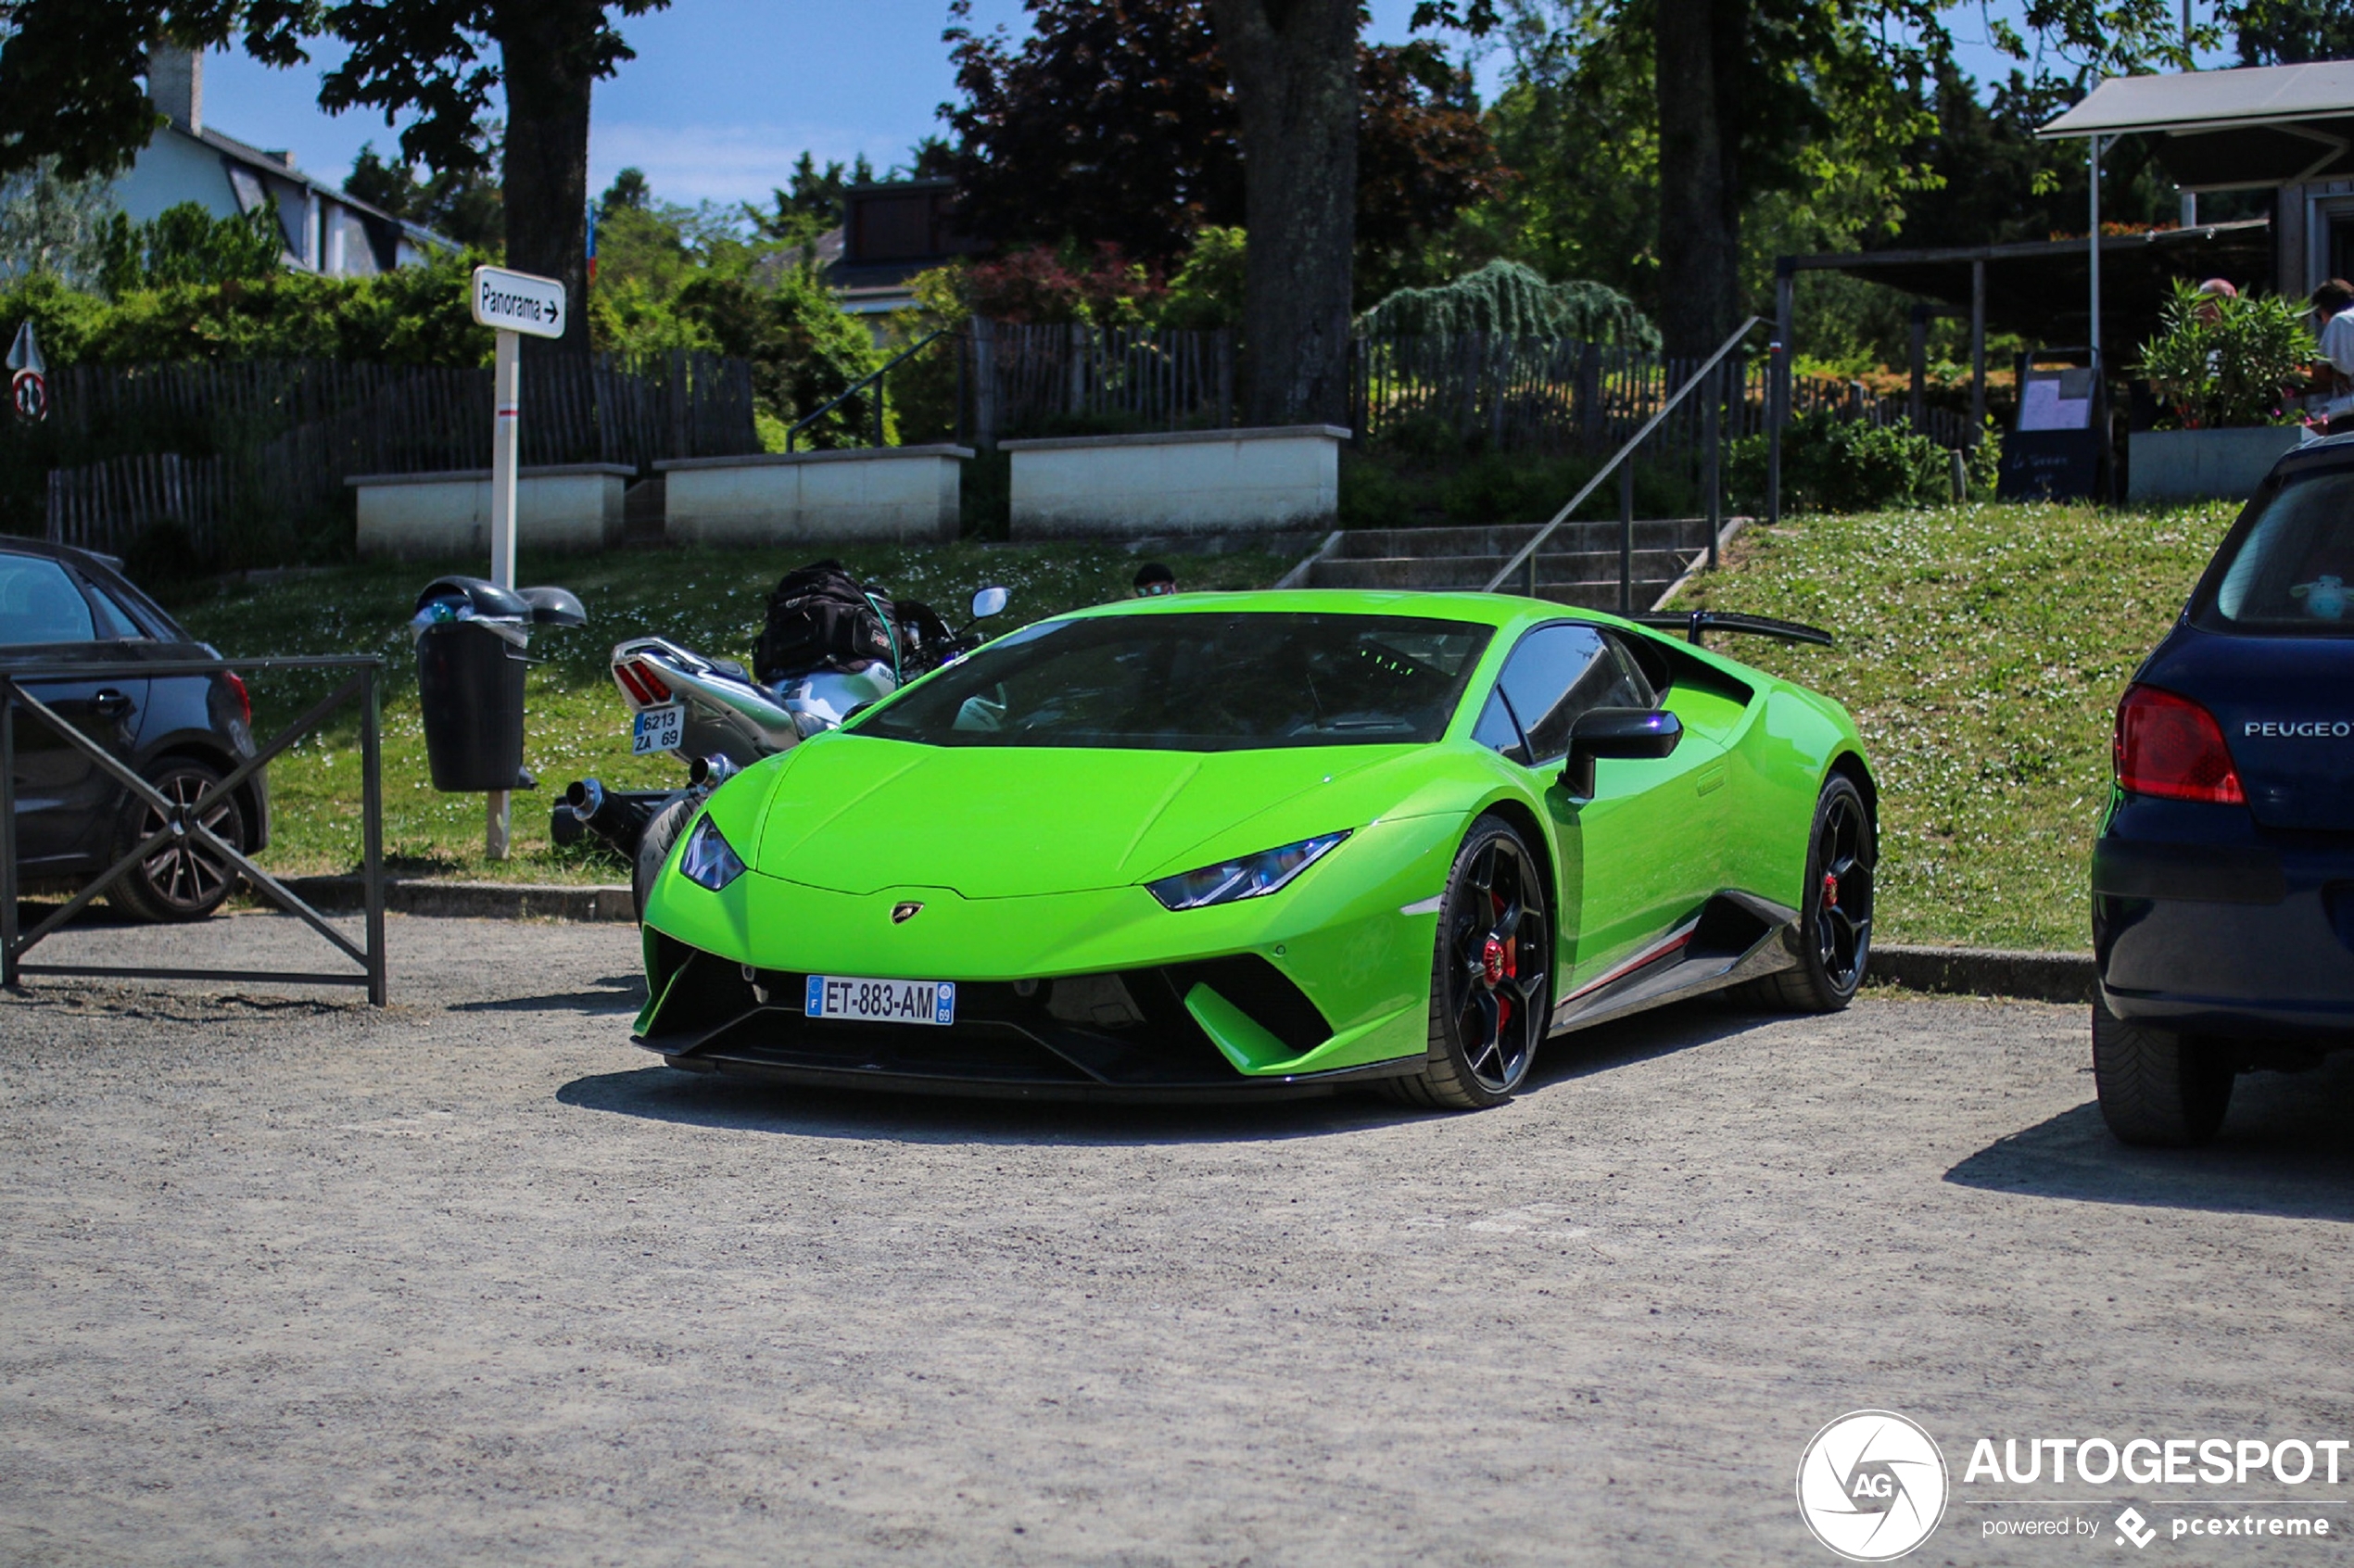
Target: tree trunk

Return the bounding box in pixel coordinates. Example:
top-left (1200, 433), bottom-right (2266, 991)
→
top-left (1652, 0), bottom-right (1744, 360)
top-left (1205, 0), bottom-right (1359, 427)
top-left (493, 1), bottom-right (601, 358)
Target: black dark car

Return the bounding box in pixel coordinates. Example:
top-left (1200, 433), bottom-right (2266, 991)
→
top-left (1, 537), bottom-right (267, 921)
top-left (2093, 436), bottom-right (2354, 1144)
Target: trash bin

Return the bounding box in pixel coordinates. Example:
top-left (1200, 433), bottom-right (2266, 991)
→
top-left (412, 576), bottom-right (585, 792)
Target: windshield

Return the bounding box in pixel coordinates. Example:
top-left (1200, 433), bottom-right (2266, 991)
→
top-left (2199, 470), bottom-right (2354, 635)
top-left (854, 611), bottom-right (1493, 750)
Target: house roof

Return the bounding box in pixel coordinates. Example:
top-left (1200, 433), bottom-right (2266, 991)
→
top-left (2039, 63), bottom-right (2354, 190)
top-left (194, 122), bottom-right (454, 252)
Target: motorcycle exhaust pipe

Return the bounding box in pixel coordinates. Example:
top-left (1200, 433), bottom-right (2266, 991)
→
top-left (560, 778), bottom-right (666, 857)
top-left (688, 754), bottom-right (740, 790)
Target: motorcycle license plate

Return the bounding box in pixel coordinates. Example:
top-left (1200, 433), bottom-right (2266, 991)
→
top-left (631, 702), bottom-right (685, 754)
top-left (804, 975), bottom-right (956, 1027)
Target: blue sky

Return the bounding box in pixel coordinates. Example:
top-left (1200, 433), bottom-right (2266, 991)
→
top-left (196, 0), bottom-right (2214, 212)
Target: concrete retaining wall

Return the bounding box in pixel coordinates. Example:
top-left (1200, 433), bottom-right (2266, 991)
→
top-left (2127, 426), bottom-right (2305, 504)
top-left (654, 447), bottom-right (970, 546)
top-left (349, 464), bottom-right (632, 560)
top-left (1006, 426), bottom-right (1346, 539)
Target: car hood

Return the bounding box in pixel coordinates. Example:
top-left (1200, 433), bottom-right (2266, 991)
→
top-left (750, 735), bottom-right (1419, 897)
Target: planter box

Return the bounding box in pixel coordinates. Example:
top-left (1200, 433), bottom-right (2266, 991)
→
top-left (349, 463), bottom-right (632, 560)
top-left (653, 446), bottom-right (971, 546)
top-left (2127, 426), bottom-right (2308, 504)
top-left (1006, 426), bottom-right (1346, 539)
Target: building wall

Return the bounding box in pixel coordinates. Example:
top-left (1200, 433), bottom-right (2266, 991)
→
top-left (111, 132), bottom-right (243, 226)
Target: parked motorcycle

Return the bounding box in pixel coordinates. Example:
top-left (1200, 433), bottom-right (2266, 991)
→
top-left (557, 579), bottom-right (1010, 917)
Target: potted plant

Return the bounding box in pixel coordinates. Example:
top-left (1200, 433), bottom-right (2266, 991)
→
top-left (2130, 278), bottom-right (2316, 502)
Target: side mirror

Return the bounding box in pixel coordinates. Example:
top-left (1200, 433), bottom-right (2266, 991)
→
top-left (969, 585), bottom-right (1009, 621)
top-left (1563, 707), bottom-right (1682, 798)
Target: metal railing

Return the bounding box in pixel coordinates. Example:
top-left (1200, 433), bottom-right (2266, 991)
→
top-left (2, 655), bottom-right (386, 1004)
top-left (786, 330), bottom-right (949, 451)
top-left (1483, 316), bottom-right (1764, 611)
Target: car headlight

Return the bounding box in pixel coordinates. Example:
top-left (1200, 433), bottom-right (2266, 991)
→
top-left (1146, 831), bottom-right (1350, 911)
top-left (677, 814), bottom-right (746, 891)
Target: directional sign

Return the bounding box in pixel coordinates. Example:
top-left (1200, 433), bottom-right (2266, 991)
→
top-left (470, 265), bottom-right (567, 340)
top-left (6, 320), bottom-right (44, 375)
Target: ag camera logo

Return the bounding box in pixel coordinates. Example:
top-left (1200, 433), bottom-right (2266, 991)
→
top-left (1797, 1410), bottom-right (1950, 1562)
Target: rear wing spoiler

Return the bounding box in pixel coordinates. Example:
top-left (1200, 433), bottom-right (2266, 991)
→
top-left (1629, 610), bottom-right (1835, 649)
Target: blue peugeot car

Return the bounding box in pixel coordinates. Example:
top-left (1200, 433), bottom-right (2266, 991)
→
top-left (2093, 436), bottom-right (2354, 1144)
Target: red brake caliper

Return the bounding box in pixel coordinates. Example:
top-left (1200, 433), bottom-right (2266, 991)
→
top-left (1823, 871), bottom-right (1841, 909)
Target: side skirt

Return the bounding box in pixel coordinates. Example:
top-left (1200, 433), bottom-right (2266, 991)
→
top-left (1548, 891), bottom-right (1802, 1037)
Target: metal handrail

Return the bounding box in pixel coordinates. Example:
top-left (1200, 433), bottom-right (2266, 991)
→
top-left (1483, 315), bottom-right (1764, 596)
top-left (785, 329), bottom-right (949, 451)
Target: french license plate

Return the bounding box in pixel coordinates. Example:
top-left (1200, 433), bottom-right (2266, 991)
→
top-left (804, 975), bottom-right (956, 1027)
top-left (631, 702), bottom-right (685, 754)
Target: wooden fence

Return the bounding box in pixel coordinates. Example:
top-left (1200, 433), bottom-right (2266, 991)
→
top-left (40, 352), bottom-right (757, 563)
top-left (976, 322), bottom-right (1234, 437)
top-left (46, 453), bottom-right (228, 560)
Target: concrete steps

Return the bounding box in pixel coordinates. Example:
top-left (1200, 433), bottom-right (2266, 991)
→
top-left (1307, 516), bottom-right (1714, 611)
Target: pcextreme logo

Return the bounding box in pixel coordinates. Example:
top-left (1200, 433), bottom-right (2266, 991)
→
top-left (1797, 1410), bottom-right (1951, 1562)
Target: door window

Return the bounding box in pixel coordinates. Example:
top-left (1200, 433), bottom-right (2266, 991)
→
top-left (0, 556), bottom-right (96, 647)
top-left (81, 578), bottom-right (146, 640)
top-left (1491, 624), bottom-right (1654, 764)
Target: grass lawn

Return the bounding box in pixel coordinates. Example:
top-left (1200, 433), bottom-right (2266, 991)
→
top-left (1674, 499), bottom-right (2241, 952)
top-left (174, 542), bottom-right (1297, 884)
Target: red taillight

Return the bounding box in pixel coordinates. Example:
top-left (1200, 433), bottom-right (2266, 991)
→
top-left (614, 661), bottom-right (670, 705)
top-left (222, 671), bottom-right (251, 727)
top-left (2115, 684), bottom-right (2246, 804)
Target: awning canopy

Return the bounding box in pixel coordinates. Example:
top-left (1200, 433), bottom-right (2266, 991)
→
top-left (2039, 62), bottom-right (2354, 190)
top-left (1780, 218), bottom-right (2272, 342)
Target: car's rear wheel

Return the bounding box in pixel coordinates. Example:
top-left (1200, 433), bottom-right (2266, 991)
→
top-left (1384, 815), bottom-right (1552, 1110)
top-left (632, 797), bottom-right (692, 921)
top-left (2092, 993), bottom-right (2234, 1146)
top-left (1734, 773), bottom-right (1874, 1013)
top-left (109, 759), bottom-right (247, 923)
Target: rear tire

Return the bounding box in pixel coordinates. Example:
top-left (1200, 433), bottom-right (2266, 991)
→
top-left (2092, 993), bottom-right (2234, 1146)
top-left (1732, 773), bottom-right (1873, 1013)
top-left (108, 759), bottom-right (247, 923)
top-left (1382, 815), bottom-right (1552, 1111)
top-left (632, 798), bottom-right (692, 922)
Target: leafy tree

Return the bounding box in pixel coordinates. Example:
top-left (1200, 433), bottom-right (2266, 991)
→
top-left (317, 0), bottom-right (672, 356)
top-left (0, 2), bottom-right (656, 352)
top-left (600, 166), bottom-right (652, 215)
top-left (1419, 0), bottom-right (1951, 359)
top-left (2231, 0), bottom-right (2354, 61)
top-left (98, 201), bottom-right (284, 296)
top-left (0, 159), bottom-right (118, 289)
top-left (346, 138), bottom-right (505, 249)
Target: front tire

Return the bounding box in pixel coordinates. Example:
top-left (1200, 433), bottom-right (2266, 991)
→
top-left (1385, 815), bottom-right (1552, 1110)
top-left (2092, 993), bottom-right (2234, 1146)
top-left (632, 798), bottom-right (692, 921)
top-left (109, 759), bottom-right (247, 923)
top-left (1739, 773), bottom-right (1874, 1013)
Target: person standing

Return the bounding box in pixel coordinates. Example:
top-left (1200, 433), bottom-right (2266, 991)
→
top-left (2311, 280), bottom-right (2354, 434)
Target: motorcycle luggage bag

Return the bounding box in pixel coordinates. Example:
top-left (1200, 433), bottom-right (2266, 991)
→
top-left (756, 560), bottom-right (895, 681)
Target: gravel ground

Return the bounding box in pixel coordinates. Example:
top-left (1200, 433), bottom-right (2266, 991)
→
top-left (4, 913), bottom-right (2352, 1567)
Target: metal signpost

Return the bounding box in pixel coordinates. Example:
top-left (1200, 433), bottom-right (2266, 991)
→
top-left (466, 265), bottom-right (566, 858)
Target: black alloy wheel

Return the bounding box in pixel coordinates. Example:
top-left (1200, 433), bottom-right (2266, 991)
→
top-left (1386, 815), bottom-right (1552, 1110)
top-left (1736, 773), bottom-right (1875, 1013)
top-left (110, 760), bottom-right (247, 923)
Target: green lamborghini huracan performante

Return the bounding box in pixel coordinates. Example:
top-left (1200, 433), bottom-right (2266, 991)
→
top-left (633, 590), bottom-right (1876, 1107)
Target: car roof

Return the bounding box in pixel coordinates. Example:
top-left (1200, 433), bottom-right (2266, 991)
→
top-left (0, 535), bottom-right (188, 640)
top-left (1052, 587), bottom-right (1615, 634)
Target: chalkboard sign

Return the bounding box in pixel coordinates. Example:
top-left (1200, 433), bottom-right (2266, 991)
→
top-left (1999, 430), bottom-right (2104, 500)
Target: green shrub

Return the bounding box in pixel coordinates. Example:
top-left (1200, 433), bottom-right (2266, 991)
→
top-left (2139, 277), bottom-right (2312, 430)
top-left (1340, 445), bottom-right (1698, 530)
top-left (1727, 411), bottom-right (1951, 514)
